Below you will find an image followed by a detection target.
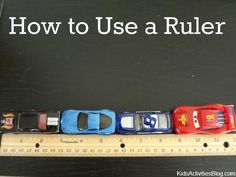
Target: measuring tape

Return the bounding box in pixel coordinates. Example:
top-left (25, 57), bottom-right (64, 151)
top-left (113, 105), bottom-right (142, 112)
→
top-left (0, 133), bottom-right (236, 157)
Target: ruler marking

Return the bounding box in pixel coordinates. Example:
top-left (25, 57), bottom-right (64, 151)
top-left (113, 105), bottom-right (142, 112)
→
top-left (0, 134), bottom-right (235, 156)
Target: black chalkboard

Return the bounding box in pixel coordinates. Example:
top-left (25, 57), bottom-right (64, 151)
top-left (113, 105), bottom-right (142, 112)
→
top-left (0, 0), bottom-right (236, 176)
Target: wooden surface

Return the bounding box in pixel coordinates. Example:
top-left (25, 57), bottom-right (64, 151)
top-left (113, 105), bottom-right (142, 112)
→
top-left (0, 0), bottom-right (236, 176)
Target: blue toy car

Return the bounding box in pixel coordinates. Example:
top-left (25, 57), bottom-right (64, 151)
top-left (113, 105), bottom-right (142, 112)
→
top-left (61, 109), bottom-right (116, 134)
top-left (116, 111), bottom-right (173, 134)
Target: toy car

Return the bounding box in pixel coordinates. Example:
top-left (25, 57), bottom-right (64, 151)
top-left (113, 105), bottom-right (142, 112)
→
top-left (60, 109), bottom-right (116, 134)
top-left (0, 111), bottom-right (60, 133)
top-left (173, 104), bottom-right (236, 134)
top-left (116, 111), bottom-right (173, 134)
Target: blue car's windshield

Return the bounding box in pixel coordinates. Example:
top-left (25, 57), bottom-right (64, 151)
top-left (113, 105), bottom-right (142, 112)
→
top-left (134, 114), bottom-right (144, 131)
top-left (100, 114), bottom-right (112, 129)
top-left (78, 113), bottom-right (88, 130)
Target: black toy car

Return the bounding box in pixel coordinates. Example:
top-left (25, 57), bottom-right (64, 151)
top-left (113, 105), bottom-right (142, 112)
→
top-left (0, 111), bottom-right (60, 133)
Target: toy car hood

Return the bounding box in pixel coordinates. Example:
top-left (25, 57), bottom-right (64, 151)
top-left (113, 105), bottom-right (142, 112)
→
top-left (120, 115), bottom-right (135, 129)
top-left (116, 112), bottom-right (136, 134)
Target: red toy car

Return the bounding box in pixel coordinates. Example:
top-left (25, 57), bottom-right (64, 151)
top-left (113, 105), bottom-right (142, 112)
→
top-left (173, 104), bottom-right (236, 134)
